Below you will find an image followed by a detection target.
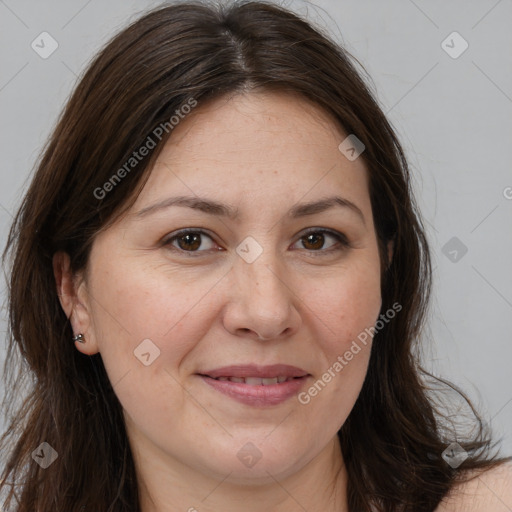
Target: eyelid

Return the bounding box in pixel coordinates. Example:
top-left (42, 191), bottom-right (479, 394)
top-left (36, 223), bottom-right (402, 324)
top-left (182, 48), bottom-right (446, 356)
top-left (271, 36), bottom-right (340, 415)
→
top-left (298, 227), bottom-right (350, 247)
top-left (162, 227), bottom-right (351, 255)
top-left (161, 228), bottom-right (220, 256)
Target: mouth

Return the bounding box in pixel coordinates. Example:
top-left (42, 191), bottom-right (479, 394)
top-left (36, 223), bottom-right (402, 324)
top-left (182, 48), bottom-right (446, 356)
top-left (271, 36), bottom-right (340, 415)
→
top-left (199, 375), bottom-right (302, 385)
top-left (196, 364), bottom-right (311, 406)
top-left (198, 363), bottom-right (309, 380)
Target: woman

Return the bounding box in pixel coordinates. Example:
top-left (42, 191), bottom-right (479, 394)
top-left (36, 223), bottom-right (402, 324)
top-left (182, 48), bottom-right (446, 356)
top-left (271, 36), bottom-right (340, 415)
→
top-left (0, 1), bottom-right (510, 511)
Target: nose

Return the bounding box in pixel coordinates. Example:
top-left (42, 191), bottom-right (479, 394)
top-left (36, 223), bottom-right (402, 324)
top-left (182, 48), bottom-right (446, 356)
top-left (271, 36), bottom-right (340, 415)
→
top-left (222, 249), bottom-right (301, 341)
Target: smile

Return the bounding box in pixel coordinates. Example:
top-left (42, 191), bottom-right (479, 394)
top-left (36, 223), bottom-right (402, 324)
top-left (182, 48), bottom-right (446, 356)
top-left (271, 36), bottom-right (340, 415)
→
top-left (198, 374), bottom-right (310, 406)
top-left (210, 376), bottom-right (298, 385)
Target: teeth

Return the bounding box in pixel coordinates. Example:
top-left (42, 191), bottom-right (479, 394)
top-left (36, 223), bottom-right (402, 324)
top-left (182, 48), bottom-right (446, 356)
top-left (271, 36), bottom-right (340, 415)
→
top-left (213, 376), bottom-right (294, 385)
top-left (245, 377), bottom-right (264, 385)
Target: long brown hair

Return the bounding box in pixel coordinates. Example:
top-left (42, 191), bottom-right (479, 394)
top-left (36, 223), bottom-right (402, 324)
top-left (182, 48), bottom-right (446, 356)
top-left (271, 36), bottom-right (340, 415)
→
top-left (1, 1), bottom-right (509, 510)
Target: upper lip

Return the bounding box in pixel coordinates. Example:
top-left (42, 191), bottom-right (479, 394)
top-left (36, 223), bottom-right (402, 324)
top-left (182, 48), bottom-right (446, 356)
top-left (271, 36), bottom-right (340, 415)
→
top-left (199, 364), bottom-right (309, 379)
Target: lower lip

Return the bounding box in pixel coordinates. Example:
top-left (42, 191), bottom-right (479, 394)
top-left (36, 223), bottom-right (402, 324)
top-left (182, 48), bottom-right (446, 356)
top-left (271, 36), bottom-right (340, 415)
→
top-left (198, 375), bottom-right (310, 406)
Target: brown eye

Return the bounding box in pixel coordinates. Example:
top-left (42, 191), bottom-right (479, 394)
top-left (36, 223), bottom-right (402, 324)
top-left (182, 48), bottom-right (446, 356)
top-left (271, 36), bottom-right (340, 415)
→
top-left (164, 229), bottom-right (217, 254)
top-left (176, 232), bottom-right (202, 251)
top-left (302, 232), bottom-right (325, 250)
top-left (294, 229), bottom-right (350, 253)
top-left (163, 228), bottom-right (349, 257)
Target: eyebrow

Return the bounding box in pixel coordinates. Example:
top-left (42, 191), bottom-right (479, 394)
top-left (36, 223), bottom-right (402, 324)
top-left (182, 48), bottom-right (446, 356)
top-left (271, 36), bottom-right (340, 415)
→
top-left (134, 195), bottom-right (365, 225)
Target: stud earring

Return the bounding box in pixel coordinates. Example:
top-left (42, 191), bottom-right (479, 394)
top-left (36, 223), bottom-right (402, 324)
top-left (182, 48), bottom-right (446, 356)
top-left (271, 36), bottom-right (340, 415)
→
top-left (72, 333), bottom-right (86, 344)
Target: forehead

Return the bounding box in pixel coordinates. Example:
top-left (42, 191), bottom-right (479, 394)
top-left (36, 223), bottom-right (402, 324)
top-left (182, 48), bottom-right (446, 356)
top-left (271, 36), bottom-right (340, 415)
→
top-left (130, 90), bottom-right (370, 218)
top-left (164, 90), bottom-right (348, 157)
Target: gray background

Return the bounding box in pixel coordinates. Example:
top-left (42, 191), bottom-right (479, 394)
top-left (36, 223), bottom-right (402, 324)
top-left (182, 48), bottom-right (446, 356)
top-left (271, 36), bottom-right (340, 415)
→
top-left (1, 0), bottom-right (511, 458)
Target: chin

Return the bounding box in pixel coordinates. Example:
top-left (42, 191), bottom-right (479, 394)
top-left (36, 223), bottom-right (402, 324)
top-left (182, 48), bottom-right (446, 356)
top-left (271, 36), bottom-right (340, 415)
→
top-left (195, 435), bottom-right (314, 485)
top-left (214, 457), bottom-right (301, 485)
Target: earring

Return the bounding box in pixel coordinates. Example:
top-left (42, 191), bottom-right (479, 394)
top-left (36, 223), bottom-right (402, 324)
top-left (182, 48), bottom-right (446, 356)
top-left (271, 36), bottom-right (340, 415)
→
top-left (72, 333), bottom-right (86, 344)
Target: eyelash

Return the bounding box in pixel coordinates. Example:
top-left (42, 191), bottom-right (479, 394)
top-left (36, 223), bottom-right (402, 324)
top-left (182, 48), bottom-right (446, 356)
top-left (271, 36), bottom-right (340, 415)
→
top-left (162, 227), bottom-right (351, 257)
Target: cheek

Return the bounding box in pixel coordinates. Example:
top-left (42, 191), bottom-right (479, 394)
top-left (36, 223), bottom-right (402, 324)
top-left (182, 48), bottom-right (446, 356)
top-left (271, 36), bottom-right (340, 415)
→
top-left (91, 254), bottom-right (218, 334)
top-left (297, 255), bottom-right (381, 412)
top-left (86, 265), bottom-right (220, 441)
top-left (86, 255), bottom-right (225, 392)
top-left (297, 280), bottom-right (380, 433)
top-left (308, 255), bottom-right (382, 348)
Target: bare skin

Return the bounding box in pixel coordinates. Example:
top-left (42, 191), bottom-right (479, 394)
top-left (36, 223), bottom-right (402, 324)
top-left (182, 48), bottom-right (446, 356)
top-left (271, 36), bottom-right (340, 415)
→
top-left (436, 463), bottom-right (512, 511)
top-left (55, 90), bottom-right (512, 511)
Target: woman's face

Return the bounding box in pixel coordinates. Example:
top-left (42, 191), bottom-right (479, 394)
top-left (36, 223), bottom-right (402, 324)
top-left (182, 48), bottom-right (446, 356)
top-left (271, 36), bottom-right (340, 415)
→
top-left (70, 91), bottom-right (385, 484)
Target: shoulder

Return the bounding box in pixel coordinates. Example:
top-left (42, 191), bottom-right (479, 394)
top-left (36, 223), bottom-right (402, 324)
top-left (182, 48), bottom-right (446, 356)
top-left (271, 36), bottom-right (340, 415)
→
top-left (435, 462), bottom-right (512, 512)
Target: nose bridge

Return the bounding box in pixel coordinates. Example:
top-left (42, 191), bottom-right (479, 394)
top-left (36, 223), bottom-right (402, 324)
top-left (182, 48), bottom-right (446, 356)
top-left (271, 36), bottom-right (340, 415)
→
top-left (236, 240), bottom-right (288, 303)
top-left (227, 235), bottom-right (298, 338)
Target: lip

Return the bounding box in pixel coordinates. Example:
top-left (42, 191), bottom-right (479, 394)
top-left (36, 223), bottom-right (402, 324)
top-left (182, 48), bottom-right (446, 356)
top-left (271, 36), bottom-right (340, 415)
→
top-left (198, 374), bottom-right (310, 406)
top-left (199, 364), bottom-right (309, 379)
top-left (196, 364), bottom-right (311, 407)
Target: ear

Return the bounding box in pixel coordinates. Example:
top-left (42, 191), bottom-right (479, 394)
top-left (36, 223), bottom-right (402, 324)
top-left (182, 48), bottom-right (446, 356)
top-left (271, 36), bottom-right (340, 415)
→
top-left (53, 251), bottom-right (99, 355)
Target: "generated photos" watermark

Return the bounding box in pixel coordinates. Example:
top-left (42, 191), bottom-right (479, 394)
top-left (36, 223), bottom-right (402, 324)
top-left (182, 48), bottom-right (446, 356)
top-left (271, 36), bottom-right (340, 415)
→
top-left (93, 97), bottom-right (198, 200)
top-left (298, 301), bottom-right (402, 405)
